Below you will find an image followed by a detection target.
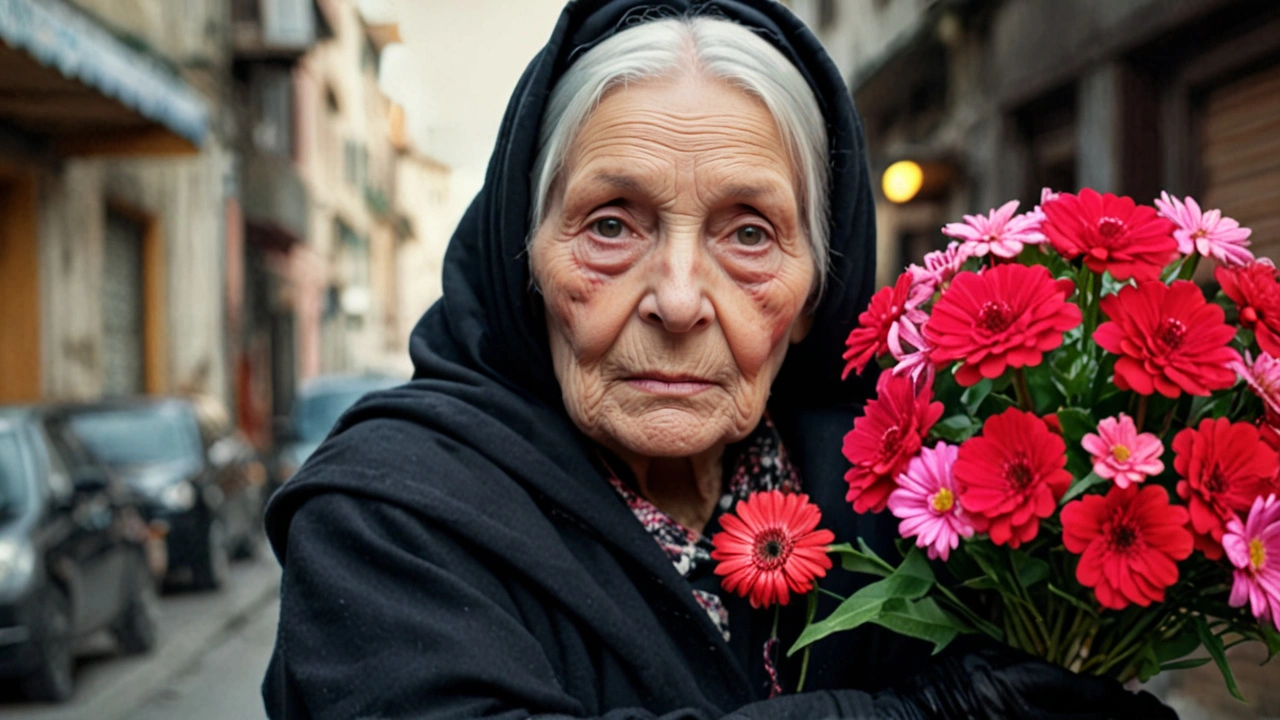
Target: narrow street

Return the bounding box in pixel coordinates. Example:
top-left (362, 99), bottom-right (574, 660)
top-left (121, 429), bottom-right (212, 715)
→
top-left (0, 553), bottom-right (279, 720)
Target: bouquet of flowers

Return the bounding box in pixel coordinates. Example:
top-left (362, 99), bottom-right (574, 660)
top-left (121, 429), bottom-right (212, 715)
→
top-left (710, 188), bottom-right (1280, 698)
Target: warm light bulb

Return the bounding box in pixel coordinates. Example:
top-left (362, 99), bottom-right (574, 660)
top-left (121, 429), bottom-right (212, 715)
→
top-left (882, 160), bottom-right (924, 204)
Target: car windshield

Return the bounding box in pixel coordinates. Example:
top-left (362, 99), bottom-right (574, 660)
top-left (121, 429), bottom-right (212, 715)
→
top-left (293, 382), bottom-right (391, 442)
top-left (68, 405), bottom-right (201, 470)
top-left (0, 431), bottom-right (31, 520)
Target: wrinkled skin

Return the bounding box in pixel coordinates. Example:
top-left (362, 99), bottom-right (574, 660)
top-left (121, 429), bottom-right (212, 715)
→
top-left (529, 73), bottom-right (815, 531)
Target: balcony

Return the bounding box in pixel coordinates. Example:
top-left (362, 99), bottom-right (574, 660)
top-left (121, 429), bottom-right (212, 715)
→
top-left (242, 152), bottom-right (309, 249)
top-left (231, 0), bottom-right (333, 62)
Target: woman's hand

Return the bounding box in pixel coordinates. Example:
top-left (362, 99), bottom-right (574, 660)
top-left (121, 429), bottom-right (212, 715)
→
top-left (894, 644), bottom-right (1177, 720)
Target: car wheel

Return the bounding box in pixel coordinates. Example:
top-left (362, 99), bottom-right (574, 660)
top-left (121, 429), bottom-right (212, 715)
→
top-left (113, 555), bottom-right (158, 654)
top-left (192, 520), bottom-right (230, 591)
top-left (22, 588), bottom-right (74, 702)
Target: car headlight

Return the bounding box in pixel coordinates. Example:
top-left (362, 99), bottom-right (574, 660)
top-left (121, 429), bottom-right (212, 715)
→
top-left (160, 480), bottom-right (197, 511)
top-left (0, 539), bottom-right (36, 591)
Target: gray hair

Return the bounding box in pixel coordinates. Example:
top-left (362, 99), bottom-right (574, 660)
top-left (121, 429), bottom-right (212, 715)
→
top-left (530, 15), bottom-right (830, 296)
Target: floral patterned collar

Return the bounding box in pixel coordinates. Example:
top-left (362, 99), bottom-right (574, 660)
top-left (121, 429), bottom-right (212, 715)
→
top-left (605, 415), bottom-right (800, 640)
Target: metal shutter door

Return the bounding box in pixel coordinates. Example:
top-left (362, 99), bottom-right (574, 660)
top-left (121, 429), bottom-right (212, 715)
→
top-left (102, 211), bottom-right (145, 396)
top-left (1201, 62), bottom-right (1280, 262)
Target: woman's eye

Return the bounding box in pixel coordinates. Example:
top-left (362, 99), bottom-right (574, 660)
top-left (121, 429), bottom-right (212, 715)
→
top-left (735, 225), bottom-right (767, 246)
top-left (593, 218), bottom-right (624, 238)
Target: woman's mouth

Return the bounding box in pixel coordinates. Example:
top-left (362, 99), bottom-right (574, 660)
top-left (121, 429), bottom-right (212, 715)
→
top-left (625, 374), bottom-right (715, 397)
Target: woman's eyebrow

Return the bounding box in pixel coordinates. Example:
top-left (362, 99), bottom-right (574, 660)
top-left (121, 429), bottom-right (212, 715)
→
top-left (587, 172), bottom-right (647, 193)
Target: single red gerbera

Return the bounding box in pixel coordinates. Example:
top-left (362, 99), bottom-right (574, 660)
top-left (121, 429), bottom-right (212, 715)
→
top-left (711, 490), bottom-right (835, 609)
top-left (1094, 281), bottom-right (1240, 398)
top-left (1173, 417), bottom-right (1279, 559)
top-left (843, 271), bottom-right (926, 378)
top-left (925, 264), bottom-right (1081, 387)
top-left (843, 372), bottom-right (944, 514)
top-left (1062, 485), bottom-right (1194, 610)
top-left (1041, 189), bottom-right (1177, 281)
top-left (1216, 261), bottom-right (1280, 358)
top-left (954, 408), bottom-right (1072, 548)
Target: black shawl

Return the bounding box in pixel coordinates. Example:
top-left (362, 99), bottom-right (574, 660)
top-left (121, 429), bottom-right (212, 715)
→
top-left (262, 1), bottom-right (927, 717)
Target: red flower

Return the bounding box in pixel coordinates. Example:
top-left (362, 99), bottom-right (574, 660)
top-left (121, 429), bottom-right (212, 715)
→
top-left (711, 491), bottom-right (835, 609)
top-left (1094, 281), bottom-right (1239, 398)
top-left (1173, 418), bottom-right (1279, 559)
top-left (843, 272), bottom-right (923, 378)
top-left (843, 372), bottom-right (943, 514)
top-left (1041, 189), bottom-right (1177, 281)
top-left (955, 409), bottom-right (1072, 547)
top-left (925, 264), bottom-right (1082, 387)
top-left (1216, 261), bottom-right (1280, 358)
top-left (1062, 485), bottom-right (1193, 610)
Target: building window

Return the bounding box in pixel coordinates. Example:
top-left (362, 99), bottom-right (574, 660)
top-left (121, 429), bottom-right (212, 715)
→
top-left (343, 141), bottom-right (367, 188)
top-left (102, 211), bottom-right (147, 397)
top-left (1017, 85), bottom-right (1078, 196)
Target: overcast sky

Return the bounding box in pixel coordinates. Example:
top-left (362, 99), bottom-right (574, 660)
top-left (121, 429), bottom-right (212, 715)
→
top-left (368, 0), bottom-right (569, 211)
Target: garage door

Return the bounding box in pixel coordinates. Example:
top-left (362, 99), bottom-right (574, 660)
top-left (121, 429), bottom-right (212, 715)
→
top-left (1200, 61), bottom-right (1280, 262)
top-left (102, 211), bottom-right (145, 396)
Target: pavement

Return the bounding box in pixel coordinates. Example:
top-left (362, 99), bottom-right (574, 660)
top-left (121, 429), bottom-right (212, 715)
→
top-left (0, 548), bottom-right (280, 720)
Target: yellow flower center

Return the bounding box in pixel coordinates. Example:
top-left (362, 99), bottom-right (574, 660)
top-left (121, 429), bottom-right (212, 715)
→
top-left (931, 488), bottom-right (955, 513)
top-left (1250, 539), bottom-right (1267, 572)
top-left (1111, 444), bottom-right (1131, 463)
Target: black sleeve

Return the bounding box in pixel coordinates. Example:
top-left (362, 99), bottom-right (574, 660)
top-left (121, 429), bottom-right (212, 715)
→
top-left (263, 492), bottom-right (926, 720)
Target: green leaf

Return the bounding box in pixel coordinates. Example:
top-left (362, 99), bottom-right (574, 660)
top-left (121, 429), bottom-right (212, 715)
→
top-left (871, 597), bottom-right (963, 655)
top-left (1193, 615), bottom-right (1246, 702)
top-left (931, 414), bottom-right (981, 443)
top-left (1153, 630), bottom-right (1200, 664)
top-left (1054, 407), bottom-right (1096, 445)
top-left (789, 596), bottom-right (885, 655)
top-left (828, 542), bottom-right (894, 578)
top-left (1009, 550), bottom-right (1050, 588)
top-left (961, 379), bottom-right (993, 416)
top-left (789, 546), bottom-right (935, 656)
top-left (1262, 623), bottom-right (1280, 663)
top-left (1059, 472), bottom-right (1108, 506)
top-left (1160, 658), bottom-right (1212, 671)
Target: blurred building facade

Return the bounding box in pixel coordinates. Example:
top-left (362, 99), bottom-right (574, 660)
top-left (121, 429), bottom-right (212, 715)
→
top-left (0, 0), bottom-right (227, 406)
top-left (0, 0), bottom-right (450, 447)
top-left (791, 0), bottom-right (1280, 289)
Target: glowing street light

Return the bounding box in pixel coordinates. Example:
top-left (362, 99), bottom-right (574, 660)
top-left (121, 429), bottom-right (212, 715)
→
top-left (882, 160), bottom-right (924, 204)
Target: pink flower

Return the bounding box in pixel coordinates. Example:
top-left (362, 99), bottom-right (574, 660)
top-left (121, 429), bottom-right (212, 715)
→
top-left (942, 200), bottom-right (1047, 259)
top-left (908, 242), bottom-right (971, 293)
top-left (1154, 192), bottom-right (1253, 267)
top-left (1026, 187), bottom-right (1061, 224)
top-left (1224, 494), bottom-right (1280, 628)
top-left (1234, 352), bottom-right (1280, 420)
top-left (1080, 414), bottom-right (1165, 489)
top-left (888, 442), bottom-right (974, 561)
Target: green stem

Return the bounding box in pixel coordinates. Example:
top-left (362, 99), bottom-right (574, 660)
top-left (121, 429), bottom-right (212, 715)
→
top-left (816, 587), bottom-right (847, 602)
top-left (1014, 368), bottom-right (1035, 412)
top-left (797, 590), bottom-right (818, 693)
top-left (1135, 395), bottom-right (1149, 433)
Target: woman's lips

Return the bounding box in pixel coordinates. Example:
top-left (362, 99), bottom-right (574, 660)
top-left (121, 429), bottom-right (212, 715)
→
top-left (625, 375), bottom-right (715, 397)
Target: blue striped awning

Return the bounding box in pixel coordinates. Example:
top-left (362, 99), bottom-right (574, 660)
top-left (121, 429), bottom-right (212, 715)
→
top-left (0, 0), bottom-right (208, 145)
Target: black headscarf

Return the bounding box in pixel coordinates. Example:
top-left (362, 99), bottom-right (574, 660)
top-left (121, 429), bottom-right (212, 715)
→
top-left (263, 1), bottom-right (913, 717)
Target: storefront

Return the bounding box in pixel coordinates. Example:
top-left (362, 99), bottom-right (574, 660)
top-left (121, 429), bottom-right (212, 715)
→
top-left (0, 0), bottom-right (209, 403)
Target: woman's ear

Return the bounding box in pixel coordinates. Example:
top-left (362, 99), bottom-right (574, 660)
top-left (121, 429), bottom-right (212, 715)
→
top-left (789, 312), bottom-right (814, 344)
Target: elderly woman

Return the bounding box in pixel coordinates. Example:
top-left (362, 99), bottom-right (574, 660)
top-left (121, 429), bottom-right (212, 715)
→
top-left (262, 1), bottom-right (1175, 718)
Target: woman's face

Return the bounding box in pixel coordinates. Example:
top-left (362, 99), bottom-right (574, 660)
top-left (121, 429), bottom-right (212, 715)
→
top-left (530, 73), bottom-right (816, 461)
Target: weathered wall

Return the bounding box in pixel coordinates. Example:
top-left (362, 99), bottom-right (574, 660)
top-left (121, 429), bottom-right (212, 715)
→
top-left (37, 145), bottom-right (233, 402)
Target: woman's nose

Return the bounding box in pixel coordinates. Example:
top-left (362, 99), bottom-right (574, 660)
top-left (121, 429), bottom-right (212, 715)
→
top-left (637, 239), bottom-right (714, 333)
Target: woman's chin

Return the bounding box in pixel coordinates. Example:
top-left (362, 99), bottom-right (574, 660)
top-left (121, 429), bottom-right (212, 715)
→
top-left (605, 408), bottom-right (734, 459)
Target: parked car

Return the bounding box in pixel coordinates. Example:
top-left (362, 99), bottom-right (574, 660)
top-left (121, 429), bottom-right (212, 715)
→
top-left (57, 397), bottom-right (265, 591)
top-left (270, 374), bottom-right (400, 489)
top-left (0, 407), bottom-right (156, 702)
